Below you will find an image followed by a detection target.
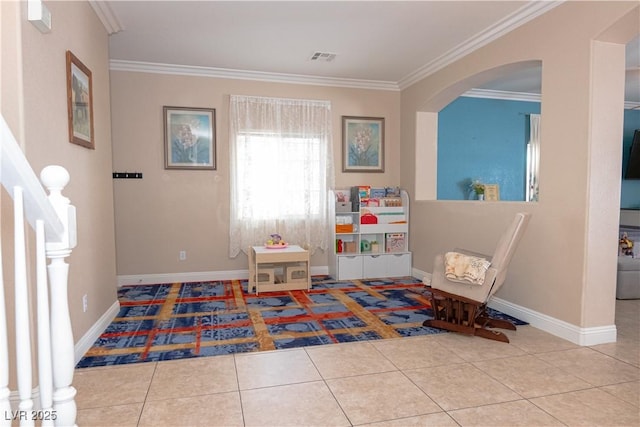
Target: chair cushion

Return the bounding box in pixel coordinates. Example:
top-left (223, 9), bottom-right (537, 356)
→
top-left (444, 252), bottom-right (491, 285)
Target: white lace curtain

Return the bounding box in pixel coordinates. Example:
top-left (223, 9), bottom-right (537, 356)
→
top-left (527, 113), bottom-right (541, 202)
top-left (229, 95), bottom-right (334, 257)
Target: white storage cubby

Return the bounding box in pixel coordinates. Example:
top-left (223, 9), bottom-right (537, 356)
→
top-left (328, 188), bottom-right (412, 280)
top-left (337, 255), bottom-right (363, 280)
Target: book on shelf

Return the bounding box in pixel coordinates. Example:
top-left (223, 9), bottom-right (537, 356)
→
top-left (370, 188), bottom-right (386, 198)
top-left (386, 233), bottom-right (406, 253)
top-left (385, 186), bottom-right (401, 197)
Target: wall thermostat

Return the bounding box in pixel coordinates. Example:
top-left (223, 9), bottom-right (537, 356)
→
top-left (28, 0), bottom-right (52, 34)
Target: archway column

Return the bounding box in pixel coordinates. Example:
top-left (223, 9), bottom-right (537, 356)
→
top-left (415, 112), bottom-right (438, 200)
top-left (582, 40), bottom-right (626, 332)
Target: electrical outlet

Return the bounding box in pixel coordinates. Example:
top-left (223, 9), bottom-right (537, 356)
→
top-left (82, 294), bottom-right (88, 312)
top-left (179, 250), bottom-right (187, 261)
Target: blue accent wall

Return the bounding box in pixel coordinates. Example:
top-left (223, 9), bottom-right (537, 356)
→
top-left (621, 109), bottom-right (640, 209)
top-left (438, 97), bottom-right (639, 206)
top-left (437, 97), bottom-right (541, 201)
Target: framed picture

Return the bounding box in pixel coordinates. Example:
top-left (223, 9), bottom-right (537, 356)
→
top-left (484, 184), bottom-right (500, 201)
top-left (342, 116), bottom-right (384, 173)
top-left (66, 51), bottom-right (94, 149)
top-left (163, 106), bottom-right (216, 170)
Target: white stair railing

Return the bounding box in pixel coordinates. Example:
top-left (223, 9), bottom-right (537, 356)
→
top-left (0, 115), bottom-right (77, 427)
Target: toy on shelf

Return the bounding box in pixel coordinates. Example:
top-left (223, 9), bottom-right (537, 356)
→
top-left (266, 233), bottom-right (288, 248)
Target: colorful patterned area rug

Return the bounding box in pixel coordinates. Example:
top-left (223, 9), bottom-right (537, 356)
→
top-left (76, 276), bottom-right (525, 368)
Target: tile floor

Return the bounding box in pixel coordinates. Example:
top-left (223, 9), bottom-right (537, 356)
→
top-left (75, 300), bottom-right (639, 426)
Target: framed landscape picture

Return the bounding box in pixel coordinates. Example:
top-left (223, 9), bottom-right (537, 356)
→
top-left (66, 51), bottom-right (94, 149)
top-left (163, 106), bottom-right (216, 170)
top-left (342, 116), bottom-right (384, 173)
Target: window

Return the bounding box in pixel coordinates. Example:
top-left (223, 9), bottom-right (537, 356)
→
top-left (526, 114), bottom-right (540, 202)
top-left (235, 133), bottom-right (324, 219)
top-left (229, 95), bottom-right (333, 257)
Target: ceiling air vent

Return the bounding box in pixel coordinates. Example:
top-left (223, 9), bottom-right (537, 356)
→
top-left (309, 51), bottom-right (336, 62)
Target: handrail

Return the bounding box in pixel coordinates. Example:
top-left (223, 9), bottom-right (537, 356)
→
top-left (0, 115), bottom-right (64, 242)
top-left (0, 113), bottom-right (77, 426)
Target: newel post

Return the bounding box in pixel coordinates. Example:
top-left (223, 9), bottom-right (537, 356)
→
top-left (40, 166), bottom-right (77, 427)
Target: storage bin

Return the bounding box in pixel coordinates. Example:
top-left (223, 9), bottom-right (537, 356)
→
top-left (337, 256), bottom-right (363, 280)
top-left (286, 263), bottom-right (308, 283)
top-left (336, 202), bottom-right (351, 213)
top-left (344, 241), bottom-right (357, 253)
top-left (257, 267), bottom-right (275, 284)
top-left (336, 224), bottom-right (354, 233)
top-left (361, 213), bottom-right (378, 224)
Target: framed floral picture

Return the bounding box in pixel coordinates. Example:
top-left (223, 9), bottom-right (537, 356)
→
top-left (66, 51), bottom-right (94, 149)
top-left (163, 106), bottom-right (216, 170)
top-left (342, 116), bottom-right (384, 173)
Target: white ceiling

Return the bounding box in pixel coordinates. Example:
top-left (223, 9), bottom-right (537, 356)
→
top-left (97, 1), bottom-right (639, 102)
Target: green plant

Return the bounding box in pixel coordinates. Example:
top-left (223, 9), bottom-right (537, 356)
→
top-left (471, 180), bottom-right (485, 195)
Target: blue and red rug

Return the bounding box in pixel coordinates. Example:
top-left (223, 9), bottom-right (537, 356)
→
top-left (76, 276), bottom-right (524, 368)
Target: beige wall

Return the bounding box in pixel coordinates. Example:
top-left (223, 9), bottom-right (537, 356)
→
top-left (1, 0), bottom-right (117, 344)
top-left (401, 1), bottom-right (638, 328)
top-left (110, 72), bottom-right (400, 275)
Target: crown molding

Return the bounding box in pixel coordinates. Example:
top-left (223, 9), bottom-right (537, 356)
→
top-left (464, 89), bottom-right (639, 109)
top-left (105, 1), bottom-right (564, 91)
top-left (110, 60), bottom-right (639, 107)
top-left (109, 60), bottom-right (400, 91)
top-left (89, 0), bottom-right (123, 35)
top-left (463, 88), bottom-right (541, 103)
top-left (464, 90), bottom-right (640, 109)
top-left (397, 0), bottom-right (564, 90)
top-left (104, 0), bottom-right (640, 106)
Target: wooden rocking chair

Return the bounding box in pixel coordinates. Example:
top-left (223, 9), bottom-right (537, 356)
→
top-left (423, 212), bottom-right (531, 343)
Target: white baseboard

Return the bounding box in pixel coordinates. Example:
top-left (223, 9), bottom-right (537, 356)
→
top-left (412, 268), bottom-right (430, 284)
top-left (117, 266), bottom-right (330, 287)
top-left (74, 299), bottom-right (120, 364)
top-left (412, 268), bottom-right (616, 346)
top-left (488, 297), bottom-right (617, 346)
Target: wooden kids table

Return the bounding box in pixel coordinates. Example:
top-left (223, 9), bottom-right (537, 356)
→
top-left (248, 245), bottom-right (311, 294)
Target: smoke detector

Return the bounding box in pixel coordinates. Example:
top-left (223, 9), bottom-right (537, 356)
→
top-left (309, 51), bottom-right (337, 62)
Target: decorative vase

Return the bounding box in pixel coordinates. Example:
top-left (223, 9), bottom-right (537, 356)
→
top-left (478, 194), bottom-right (484, 201)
